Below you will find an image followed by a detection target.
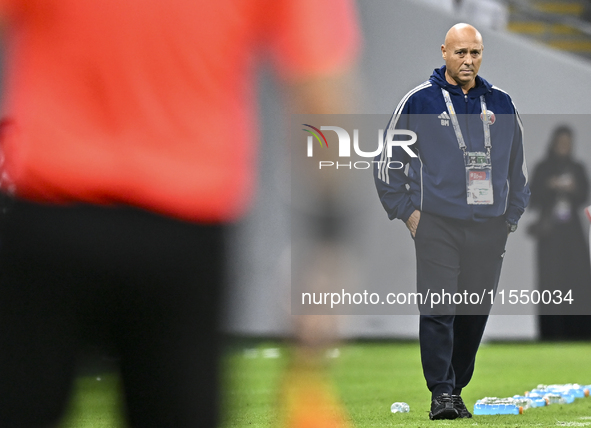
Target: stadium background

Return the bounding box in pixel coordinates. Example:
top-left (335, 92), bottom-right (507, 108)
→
top-left (225, 0), bottom-right (591, 341)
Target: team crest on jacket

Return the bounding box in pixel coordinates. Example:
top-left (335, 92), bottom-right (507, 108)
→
top-left (480, 110), bottom-right (495, 125)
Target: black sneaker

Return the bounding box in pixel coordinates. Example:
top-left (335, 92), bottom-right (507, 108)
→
top-left (429, 393), bottom-right (459, 420)
top-left (452, 395), bottom-right (472, 418)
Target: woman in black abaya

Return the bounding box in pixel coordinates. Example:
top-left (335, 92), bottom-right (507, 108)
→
top-left (528, 125), bottom-right (591, 340)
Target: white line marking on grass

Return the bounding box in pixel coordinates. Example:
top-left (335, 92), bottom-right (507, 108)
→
top-left (262, 348), bottom-right (280, 358)
top-left (556, 422), bottom-right (591, 426)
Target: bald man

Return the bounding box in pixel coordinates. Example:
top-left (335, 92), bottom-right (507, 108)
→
top-left (374, 24), bottom-right (529, 420)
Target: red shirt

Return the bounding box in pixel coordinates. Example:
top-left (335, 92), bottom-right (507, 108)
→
top-left (0, 0), bottom-right (359, 222)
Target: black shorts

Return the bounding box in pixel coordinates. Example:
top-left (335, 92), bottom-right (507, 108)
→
top-left (0, 199), bottom-right (225, 427)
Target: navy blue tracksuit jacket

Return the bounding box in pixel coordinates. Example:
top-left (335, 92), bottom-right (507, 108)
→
top-left (374, 66), bottom-right (530, 225)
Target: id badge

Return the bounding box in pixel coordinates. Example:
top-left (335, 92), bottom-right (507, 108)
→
top-left (465, 151), bottom-right (493, 205)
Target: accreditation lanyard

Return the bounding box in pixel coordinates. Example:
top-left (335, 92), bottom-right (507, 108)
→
top-left (441, 88), bottom-right (494, 205)
top-left (441, 89), bottom-right (491, 154)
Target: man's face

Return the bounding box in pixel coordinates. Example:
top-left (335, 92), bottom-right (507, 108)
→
top-left (441, 34), bottom-right (483, 88)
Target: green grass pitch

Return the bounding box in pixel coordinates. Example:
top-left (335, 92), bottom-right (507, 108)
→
top-left (60, 340), bottom-right (591, 427)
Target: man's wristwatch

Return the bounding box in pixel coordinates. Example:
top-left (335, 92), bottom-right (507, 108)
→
top-left (506, 221), bottom-right (518, 233)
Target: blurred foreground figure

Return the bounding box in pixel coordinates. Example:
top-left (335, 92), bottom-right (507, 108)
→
top-left (0, 1), bottom-right (359, 426)
top-left (528, 125), bottom-right (591, 340)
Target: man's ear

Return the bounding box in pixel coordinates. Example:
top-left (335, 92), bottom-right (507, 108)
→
top-left (441, 44), bottom-right (446, 59)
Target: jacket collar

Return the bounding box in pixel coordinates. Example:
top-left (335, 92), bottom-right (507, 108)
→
top-left (429, 65), bottom-right (492, 97)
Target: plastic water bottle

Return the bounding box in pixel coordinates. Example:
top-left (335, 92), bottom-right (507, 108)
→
top-left (513, 395), bottom-right (545, 408)
top-left (511, 396), bottom-right (533, 410)
top-left (546, 384), bottom-right (587, 399)
top-left (544, 393), bottom-right (568, 405)
top-left (390, 402), bottom-right (410, 413)
top-left (530, 384), bottom-right (575, 404)
top-left (473, 397), bottom-right (523, 415)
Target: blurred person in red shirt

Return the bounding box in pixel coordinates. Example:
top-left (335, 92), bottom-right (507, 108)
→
top-left (0, 1), bottom-right (360, 426)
